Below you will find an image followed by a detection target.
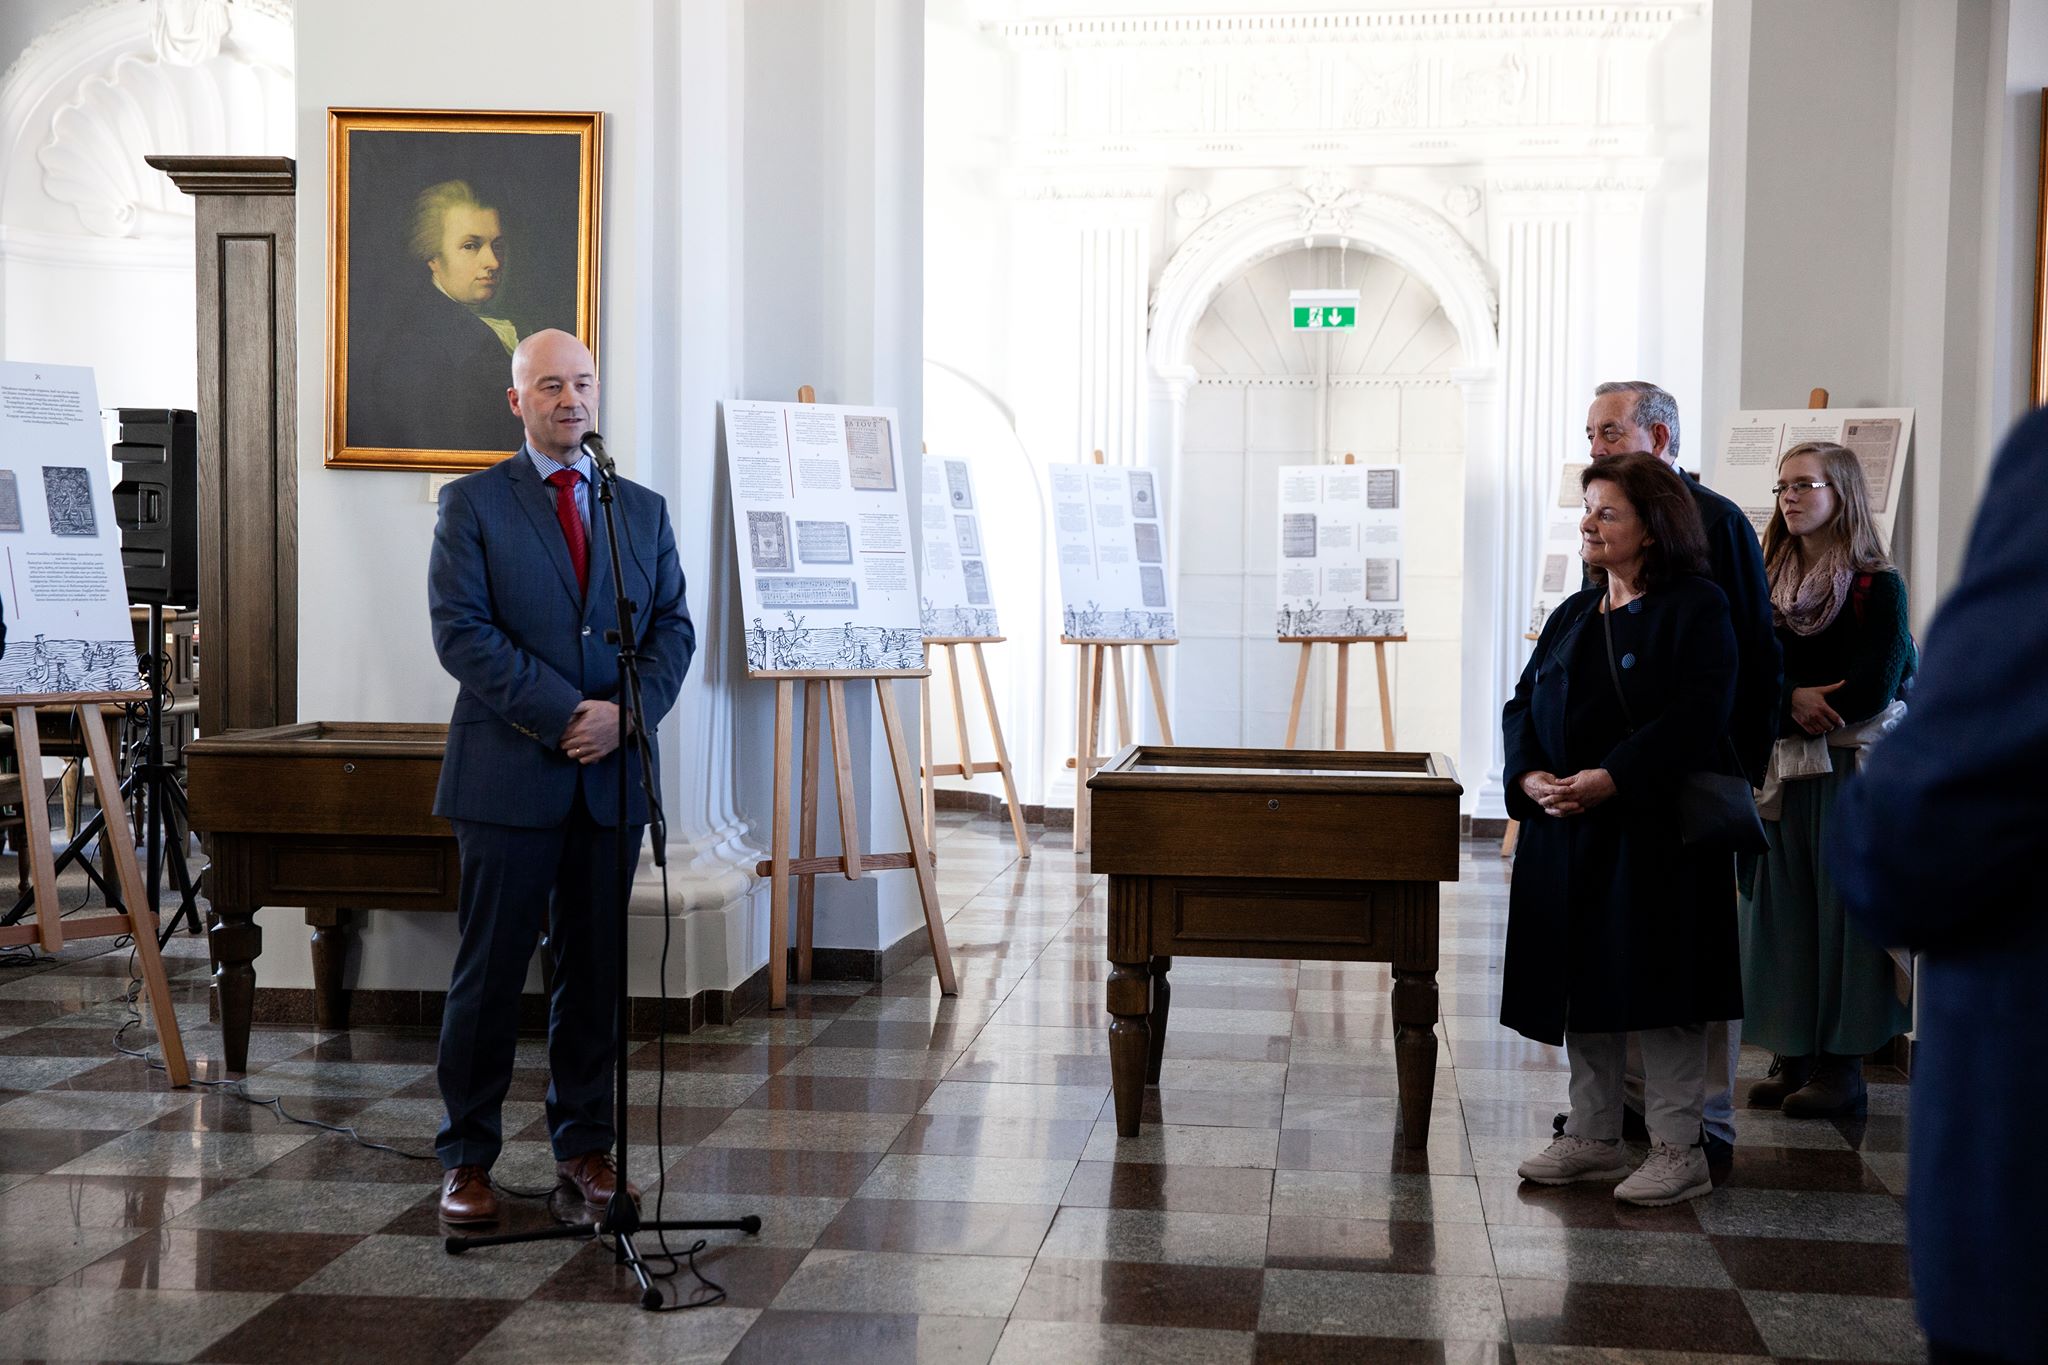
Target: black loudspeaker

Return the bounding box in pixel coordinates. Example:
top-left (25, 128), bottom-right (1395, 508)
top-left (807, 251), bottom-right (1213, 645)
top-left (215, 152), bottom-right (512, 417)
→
top-left (112, 408), bottom-right (199, 608)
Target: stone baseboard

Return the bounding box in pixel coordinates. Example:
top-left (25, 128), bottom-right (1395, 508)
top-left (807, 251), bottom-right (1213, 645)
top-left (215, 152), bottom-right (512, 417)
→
top-left (932, 788), bottom-right (1073, 829)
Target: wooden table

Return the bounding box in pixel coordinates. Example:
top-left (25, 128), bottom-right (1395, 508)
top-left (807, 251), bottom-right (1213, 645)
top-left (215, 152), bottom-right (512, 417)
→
top-left (185, 721), bottom-right (455, 1071)
top-left (1086, 745), bottom-right (1462, 1147)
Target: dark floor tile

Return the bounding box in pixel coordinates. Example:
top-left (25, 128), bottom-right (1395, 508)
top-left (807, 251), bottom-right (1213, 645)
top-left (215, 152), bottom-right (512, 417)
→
top-left (391, 1068), bottom-right (548, 1102)
top-left (816, 1198), bottom-right (1055, 1257)
top-left (768, 993), bottom-right (865, 1016)
top-left (625, 1041), bottom-right (805, 1074)
top-left (807, 1019), bottom-right (976, 1052)
top-left (1253, 1337), bottom-right (1514, 1364)
top-left (1265, 1216), bottom-right (1498, 1276)
top-left (248, 1140), bottom-right (442, 1184)
top-left (1711, 1235), bottom-right (1914, 1296)
top-left (0, 1284), bottom-right (36, 1313)
top-left (1724, 1146), bottom-right (1892, 1194)
top-left (506, 1104), bottom-right (732, 1148)
top-left (1833, 1113), bottom-right (1909, 1153)
top-left (59, 1058), bottom-right (241, 1093)
top-left (285, 1029), bottom-right (443, 1065)
top-left (0, 1128), bottom-right (127, 1175)
top-left (377, 1186), bottom-right (583, 1237)
top-left (1010, 1256), bottom-right (1264, 1330)
top-left (1499, 1279), bottom-right (1768, 1353)
top-left (0, 1174), bottom-right (222, 1227)
top-left (141, 1092), bottom-right (373, 1134)
top-left (727, 1309), bottom-right (1006, 1364)
top-left (662, 1145), bottom-right (883, 1198)
top-left (0, 1027), bottom-right (115, 1057)
top-left (534, 1239), bottom-right (807, 1307)
top-left (195, 1292), bottom-right (516, 1364)
top-left (1060, 1161), bottom-right (1273, 1215)
top-left (1277, 1129), bottom-right (1476, 1176)
top-left (66, 1228), bottom-right (362, 1292)
top-left (943, 1052), bottom-right (1109, 1086)
top-left (740, 1074), bottom-right (937, 1114)
top-left (0, 999), bottom-right (68, 1026)
top-left (889, 1114), bottom-right (1094, 1159)
top-left (1477, 1178), bottom-right (1703, 1231)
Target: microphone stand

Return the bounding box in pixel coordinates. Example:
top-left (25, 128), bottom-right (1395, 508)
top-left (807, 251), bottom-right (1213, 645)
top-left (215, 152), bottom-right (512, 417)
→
top-left (446, 445), bottom-right (759, 1309)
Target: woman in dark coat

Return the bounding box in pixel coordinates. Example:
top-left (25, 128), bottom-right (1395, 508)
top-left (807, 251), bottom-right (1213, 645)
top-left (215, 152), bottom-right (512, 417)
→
top-left (1502, 453), bottom-right (1742, 1208)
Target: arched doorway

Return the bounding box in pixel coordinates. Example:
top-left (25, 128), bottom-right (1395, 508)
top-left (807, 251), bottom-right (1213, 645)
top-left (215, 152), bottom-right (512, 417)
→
top-left (1177, 245), bottom-right (1466, 752)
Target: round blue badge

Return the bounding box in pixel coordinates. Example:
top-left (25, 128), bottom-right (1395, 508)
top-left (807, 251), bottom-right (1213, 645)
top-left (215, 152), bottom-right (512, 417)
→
top-left (1621, 653), bottom-right (1637, 669)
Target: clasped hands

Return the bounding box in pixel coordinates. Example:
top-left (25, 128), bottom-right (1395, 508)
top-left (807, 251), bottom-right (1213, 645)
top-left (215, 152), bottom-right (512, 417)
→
top-left (1790, 680), bottom-right (1846, 736)
top-left (1519, 768), bottom-right (1616, 818)
top-left (559, 699), bottom-right (627, 765)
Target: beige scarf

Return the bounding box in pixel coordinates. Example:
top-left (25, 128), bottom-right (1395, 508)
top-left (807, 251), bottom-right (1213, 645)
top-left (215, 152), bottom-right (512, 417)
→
top-left (1768, 540), bottom-right (1855, 636)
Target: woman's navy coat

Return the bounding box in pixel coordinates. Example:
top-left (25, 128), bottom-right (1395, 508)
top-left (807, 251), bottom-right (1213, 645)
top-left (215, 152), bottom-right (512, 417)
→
top-left (1500, 575), bottom-right (1743, 1046)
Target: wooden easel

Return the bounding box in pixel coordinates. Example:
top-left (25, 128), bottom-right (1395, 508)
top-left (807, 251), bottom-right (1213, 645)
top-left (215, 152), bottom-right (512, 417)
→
top-left (919, 638), bottom-right (1030, 858)
top-left (1065, 452), bottom-right (1176, 854)
top-left (749, 386), bottom-right (956, 1009)
top-left (1281, 635), bottom-right (1405, 750)
top-left (0, 694), bottom-right (189, 1085)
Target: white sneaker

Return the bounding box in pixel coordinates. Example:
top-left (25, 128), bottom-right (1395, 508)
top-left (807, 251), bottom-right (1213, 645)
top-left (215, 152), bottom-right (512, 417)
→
top-left (1615, 1142), bottom-right (1713, 1206)
top-left (1517, 1134), bottom-right (1630, 1185)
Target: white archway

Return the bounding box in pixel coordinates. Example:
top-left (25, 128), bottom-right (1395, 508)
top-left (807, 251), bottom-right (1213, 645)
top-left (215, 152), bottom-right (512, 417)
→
top-left (1147, 175), bottom-right (1504, 812)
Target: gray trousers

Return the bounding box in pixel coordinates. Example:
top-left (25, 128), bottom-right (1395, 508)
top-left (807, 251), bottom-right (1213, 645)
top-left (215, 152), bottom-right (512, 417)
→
top-left (1566, 1024), bottom-right (1710, 1148)
top-left (1625, 1019), bottom-right (1739, 1146)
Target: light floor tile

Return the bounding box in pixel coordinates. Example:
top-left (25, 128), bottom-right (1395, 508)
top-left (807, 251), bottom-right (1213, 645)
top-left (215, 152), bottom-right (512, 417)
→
top-left (857, 1154), bottom-right (1078, 1205)
top-left (0, 1286), bottom-right (276, 1363)
top-left (771, 1248), bottom-right (1032, 1318)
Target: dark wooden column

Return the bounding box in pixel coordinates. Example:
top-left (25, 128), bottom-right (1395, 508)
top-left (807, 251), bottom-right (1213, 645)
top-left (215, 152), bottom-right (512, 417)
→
top-left (148, 155), bottom-right (298, 738)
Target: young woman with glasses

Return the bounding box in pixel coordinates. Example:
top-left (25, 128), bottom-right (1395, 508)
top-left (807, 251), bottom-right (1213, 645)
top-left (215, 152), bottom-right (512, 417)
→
top-left (1740, 440), bottom-right (1916, 1117)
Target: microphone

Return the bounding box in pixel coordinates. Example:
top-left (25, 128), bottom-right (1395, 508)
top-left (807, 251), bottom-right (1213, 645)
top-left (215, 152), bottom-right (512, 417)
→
top-left (580, 432), bottom-right (616, 479)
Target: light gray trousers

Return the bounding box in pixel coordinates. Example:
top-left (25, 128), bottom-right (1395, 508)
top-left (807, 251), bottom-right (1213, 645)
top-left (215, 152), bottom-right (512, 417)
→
top-left (1625, 1018), bottom-right (1740, 1145)
top-left (1565, 1024), bottom-right (1710, 1148)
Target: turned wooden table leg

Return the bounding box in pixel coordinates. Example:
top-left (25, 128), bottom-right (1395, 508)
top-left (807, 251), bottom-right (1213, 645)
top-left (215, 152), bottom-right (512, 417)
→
top-left (1146, 955), bottom-right (1172, 1084)
top-left (1391, 967), bottom-right (1440, 1149)
top-left (1107, 960), bottom-right (1152, 1137)
top-left (306, 907), bottom-right (352, 1031)
top-left (210, 898), bottom-right (261, 1073)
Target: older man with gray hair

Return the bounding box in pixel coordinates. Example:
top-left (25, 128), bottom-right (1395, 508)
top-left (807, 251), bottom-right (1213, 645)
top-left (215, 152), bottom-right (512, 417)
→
top-left (1551, 379), bottom-right (1781, 1182)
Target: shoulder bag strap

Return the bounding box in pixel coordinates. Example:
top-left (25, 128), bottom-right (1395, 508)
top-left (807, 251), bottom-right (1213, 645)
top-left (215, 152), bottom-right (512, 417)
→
top-left (1600, 601), bottom-right (1637, 735)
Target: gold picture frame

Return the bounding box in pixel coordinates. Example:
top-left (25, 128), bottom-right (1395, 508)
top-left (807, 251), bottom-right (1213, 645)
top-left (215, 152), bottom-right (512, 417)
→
top-left (2034, 89), bottom-right (2048, 410)
top-left (325, 108), bottom-right (602, 472)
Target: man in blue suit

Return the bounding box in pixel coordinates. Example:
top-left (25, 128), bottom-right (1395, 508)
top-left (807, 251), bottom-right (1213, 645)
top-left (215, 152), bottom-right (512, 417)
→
top-left (1829, 406), bottom-right (2048, 1364)
top-left (427, 328), bottom-right (695, 1225)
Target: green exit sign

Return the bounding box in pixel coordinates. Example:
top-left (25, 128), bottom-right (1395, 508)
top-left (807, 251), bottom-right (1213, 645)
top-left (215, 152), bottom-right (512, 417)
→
top-left (1293, 305), bottom-right (1355, 329)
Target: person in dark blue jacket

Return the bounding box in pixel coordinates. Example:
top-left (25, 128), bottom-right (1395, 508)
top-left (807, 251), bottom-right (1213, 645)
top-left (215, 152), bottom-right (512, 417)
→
top-left (1829, 405), bottom-right (2048, 1365)
top-left (426, 328), bottom-right (694, 1227)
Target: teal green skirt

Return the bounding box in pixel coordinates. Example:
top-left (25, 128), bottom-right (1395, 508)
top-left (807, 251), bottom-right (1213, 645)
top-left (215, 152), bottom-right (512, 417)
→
top-left (1738, 762), bottom-right (1911, 1056)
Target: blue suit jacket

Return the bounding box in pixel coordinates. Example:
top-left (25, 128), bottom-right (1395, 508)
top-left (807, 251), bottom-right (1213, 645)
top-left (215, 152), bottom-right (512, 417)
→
top-left (1829, 406), bottom-right (2048, 1360)
top-left (428, 450), bottom-right (694, 828)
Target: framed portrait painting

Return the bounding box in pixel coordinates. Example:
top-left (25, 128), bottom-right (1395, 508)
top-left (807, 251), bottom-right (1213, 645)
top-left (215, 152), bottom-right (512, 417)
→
top-left (326, 108), bottom-right (602, 471)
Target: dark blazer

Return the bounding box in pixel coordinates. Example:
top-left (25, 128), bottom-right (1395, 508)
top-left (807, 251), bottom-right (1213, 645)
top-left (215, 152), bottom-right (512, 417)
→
top-left (1685, 472), bottom-right (1781, 785)
top-left (350, 283), bottom-right (527, 454)
top-left (1828, 406), bottom-right (2048, 1361)
top-left (1501, 575), bottom-right (1743, 1044)
top-left (428, 451), bottom-right (695, 828)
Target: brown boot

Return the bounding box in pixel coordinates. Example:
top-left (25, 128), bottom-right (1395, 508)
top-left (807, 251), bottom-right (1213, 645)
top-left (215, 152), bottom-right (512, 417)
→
top-left (556, 1151), bottom-right (641, 1209)
top-left (1781, 1054), bottom-right (1867, 1118)
top-left (439, 1164), bottom-right (498, 1225)
top-left (1745, 1054), bottom-right (1815, 1110)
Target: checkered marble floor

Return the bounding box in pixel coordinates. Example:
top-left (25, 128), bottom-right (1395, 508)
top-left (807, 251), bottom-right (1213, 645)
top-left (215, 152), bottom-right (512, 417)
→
top-left (0, 813), bottom-right (1921, 1363)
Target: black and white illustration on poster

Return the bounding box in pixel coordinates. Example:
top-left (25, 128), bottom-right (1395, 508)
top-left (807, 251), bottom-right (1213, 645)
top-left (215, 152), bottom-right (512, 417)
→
top-left (1051, 462), bottom-right (1176, 641)
top-left (917, 454), bottom-right (1000, 639)
top-left (722, 399), bottom-right (924, 673)
top-left (1712, 407), bottom-right (1914, 543)
top-left (0, 361), bottom-right (143, 698)
top-left (1274, 462), bottom-right (1405, 638)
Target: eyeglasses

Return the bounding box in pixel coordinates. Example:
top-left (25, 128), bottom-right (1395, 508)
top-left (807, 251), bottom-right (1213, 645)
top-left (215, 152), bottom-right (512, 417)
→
top-left (1771, 479), bottom-right (1831, 496)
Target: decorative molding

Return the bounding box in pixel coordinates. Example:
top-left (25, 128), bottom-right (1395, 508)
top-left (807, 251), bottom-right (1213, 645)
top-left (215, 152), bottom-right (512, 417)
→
top-left (1006, 171), bottom-right (1166, 201)
top-left (148, 154), bottom-right (295, 197)
top-left (999, 6), bottom-right (1697, 48)
top-left (1193, 373), bottom-right (1459, 389)
top-left (1152, 178), bottom-right (1496, 332)
top-left (1172, 188), bottom-right (1210, 220)
top-left (153, 0), bottom-right (233, 66)
top-left (1443, 184), bottom-right (1482, 218)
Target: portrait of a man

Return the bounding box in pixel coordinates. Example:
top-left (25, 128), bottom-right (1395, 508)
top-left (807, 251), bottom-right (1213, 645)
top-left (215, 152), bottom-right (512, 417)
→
top-left (328, 109), bottom-right (601, 471)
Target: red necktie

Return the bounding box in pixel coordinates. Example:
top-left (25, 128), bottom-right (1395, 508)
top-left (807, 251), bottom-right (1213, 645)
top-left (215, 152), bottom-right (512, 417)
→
top-left (546, 468), bottom-right (588, 595)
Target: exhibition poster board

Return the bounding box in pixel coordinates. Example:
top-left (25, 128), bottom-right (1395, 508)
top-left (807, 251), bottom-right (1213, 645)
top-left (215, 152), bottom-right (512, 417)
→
top-left (1529, 456), bottom-right (1593, 635)
top-left (1275, 462), bottom-right (1406, 638)
top-left (1712, 408), bottom-right (1914, 545)
top-left (722, 399), bottom-right (925, 674)
top-left (0, 361), bottom-right (142, 698)
top-left (1049, 461), bottom-right (1176, 641)
top-left (918, 454), bottom-right (1000, 640)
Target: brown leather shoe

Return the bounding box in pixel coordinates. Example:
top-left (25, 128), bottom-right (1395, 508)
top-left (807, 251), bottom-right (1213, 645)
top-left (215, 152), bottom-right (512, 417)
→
top-left (556, 1150), bottom-right (640, 1207)
top-left (439, 1164), bottom-right (498, 1225)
